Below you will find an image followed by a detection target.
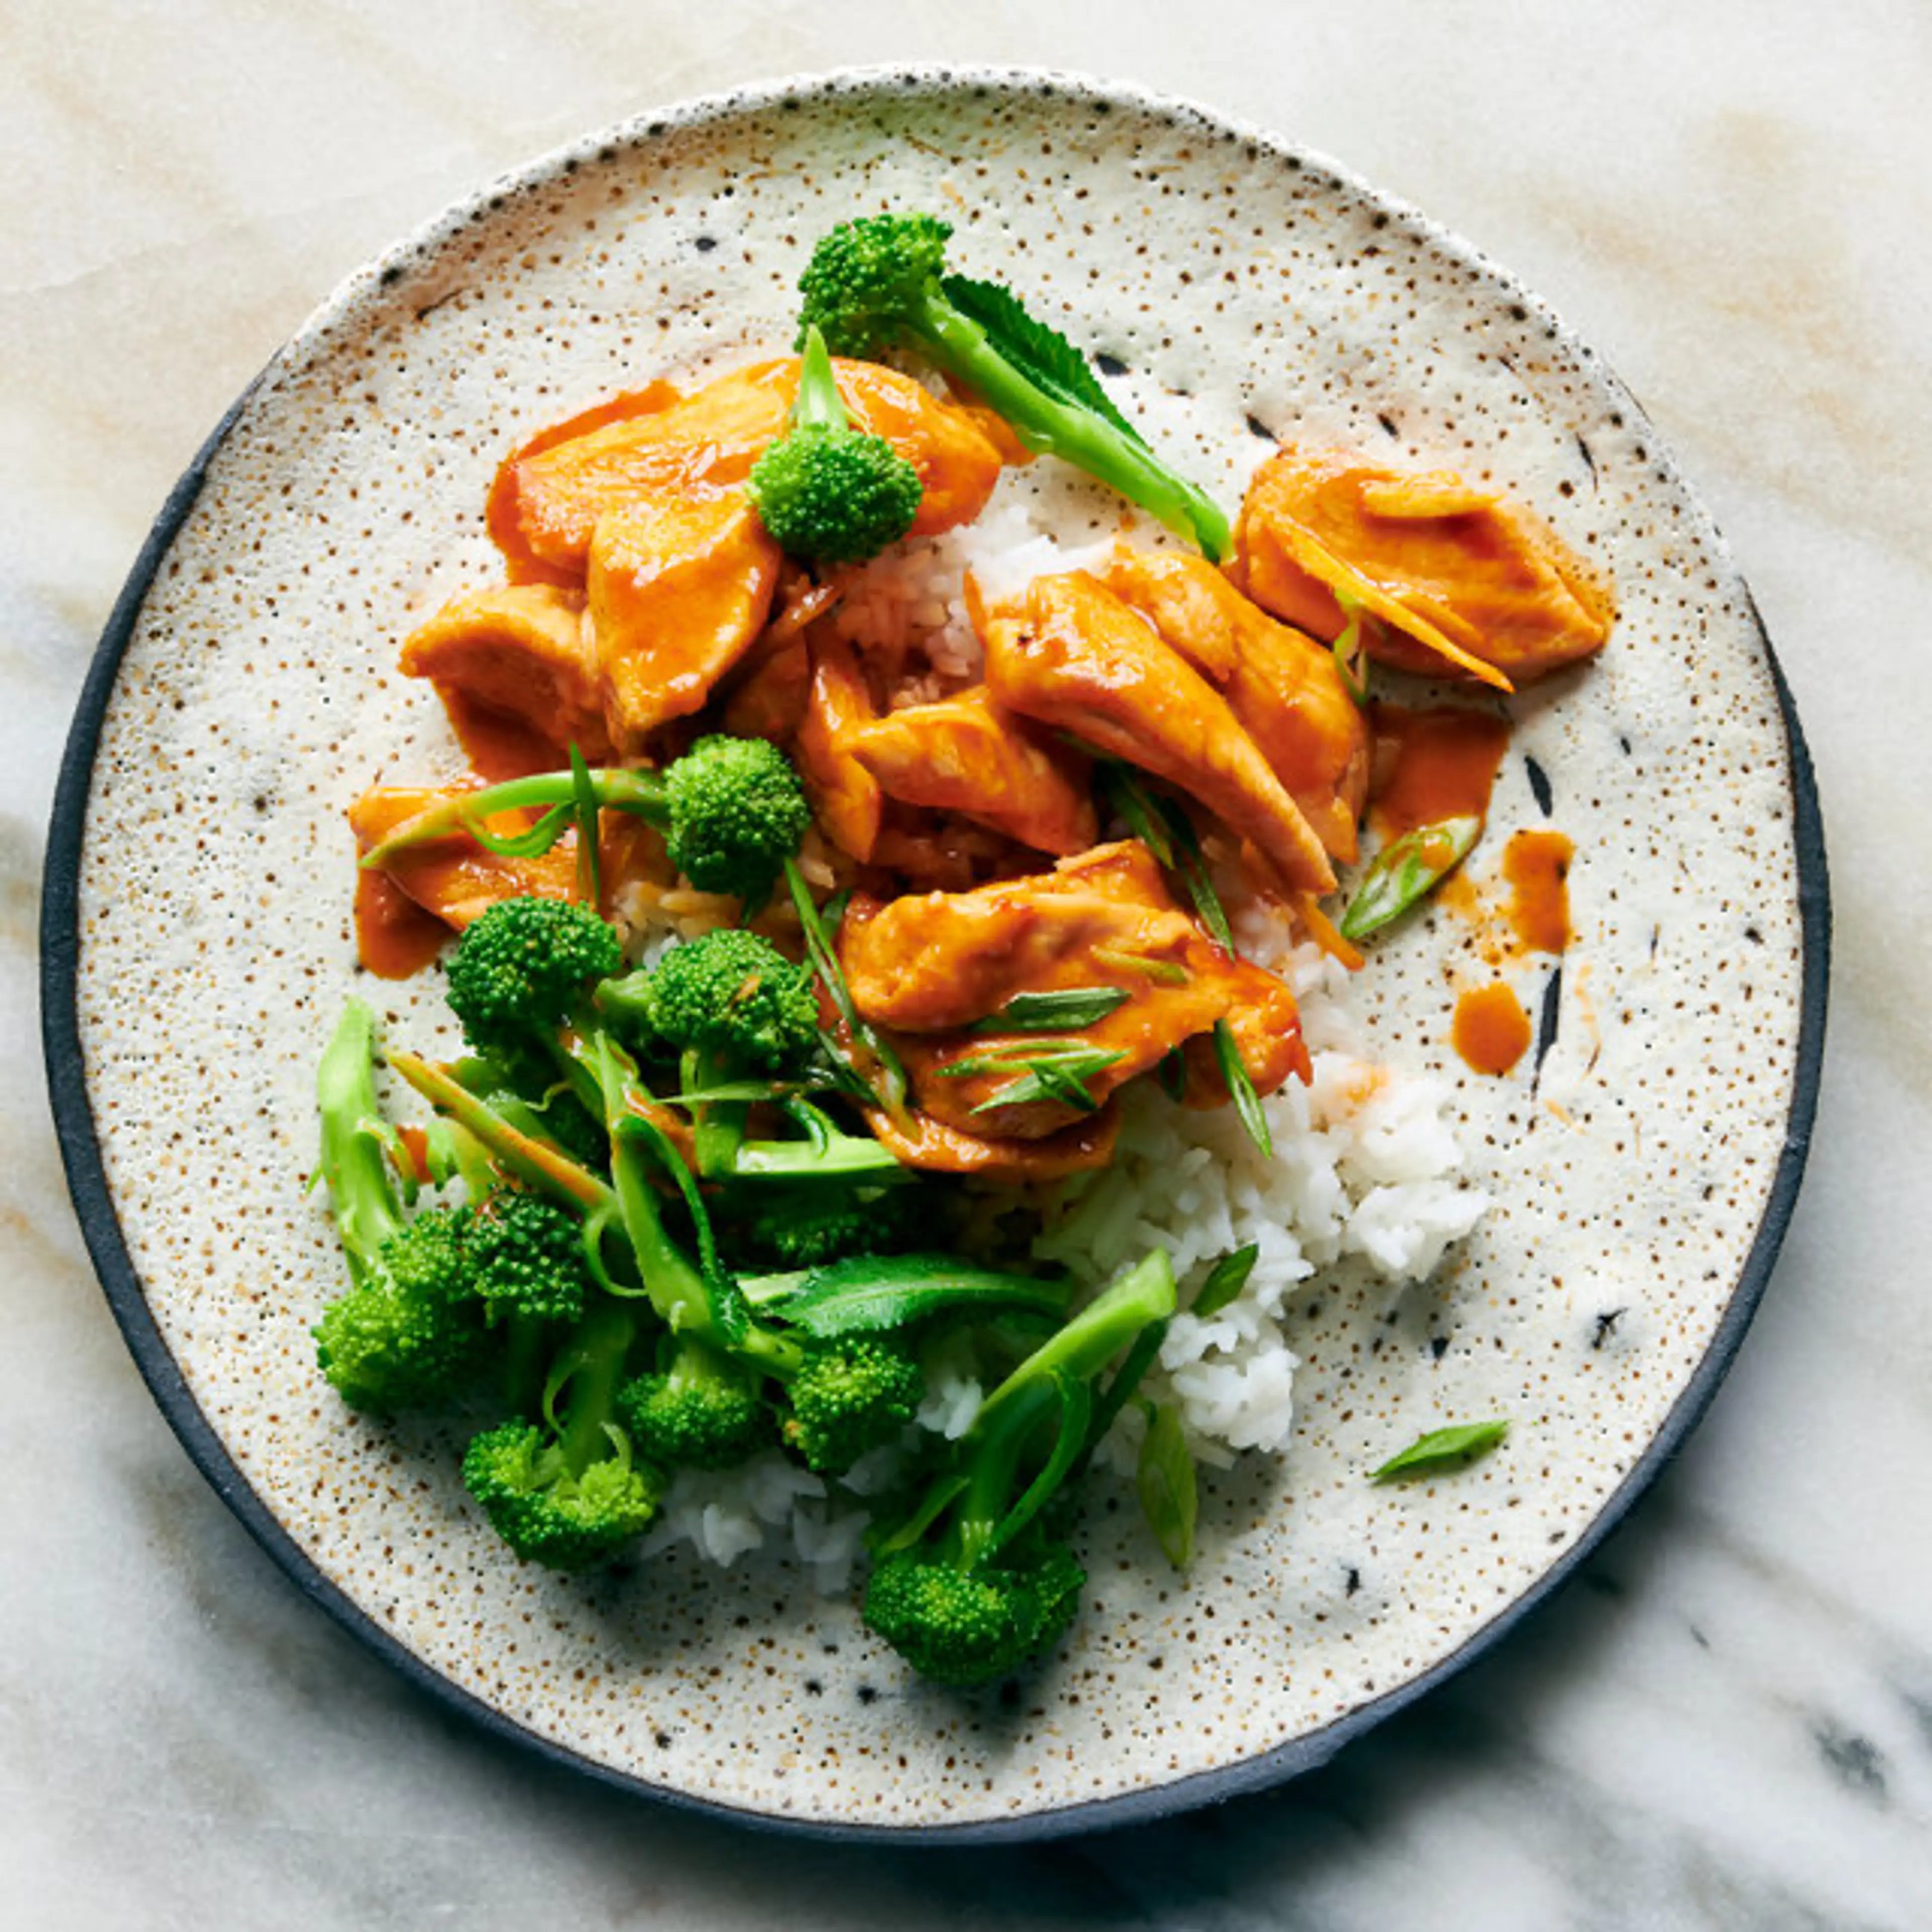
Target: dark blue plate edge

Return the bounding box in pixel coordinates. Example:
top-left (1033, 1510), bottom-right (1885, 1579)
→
top-left (36, 93), bottom-right (1830, 1851)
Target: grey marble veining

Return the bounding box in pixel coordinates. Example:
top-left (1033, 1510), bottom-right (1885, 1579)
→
top-left (6, 3), bottom-right (1928, 1926)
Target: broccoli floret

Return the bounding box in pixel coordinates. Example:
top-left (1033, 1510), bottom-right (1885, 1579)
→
top-left (617, 1333), bottom-right (772, 1472)
top-left (783, 1334), bottom-right (922, 1472)
top-left (862, 1542), bottom-right (1087, 1691)
top-left (659, 734), bottom-right (813, 902)
top-left (460, 1301), bottom-right (659, 1570)
top-left (444, 896), bottom-right (624, 1078)
top-left (861, 1249), bottom-right (1177, 1686)
top-left (310, 1002), bottom-right (490, 1412)
top-left (360, 735), bottom-right (811, 909)
top-left (645, 928), bottom-right (818, 1074)
top-left (599, 1072), bottom-right (919, 1477)
top-left (313, 1207), bottom-right (488, 1412)
top-left (636, 927), bottom-right (820, 1178)
top-left (795, 213), bottom-right (1230, 559)
top-left (747, 324), bottom-right (922, 562)
top-left (468, 1189), bottom-right (595, 1325)
top-left (723, 1178), bottom-right (926, 1271)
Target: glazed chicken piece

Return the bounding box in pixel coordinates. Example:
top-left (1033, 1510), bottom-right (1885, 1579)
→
top-left (398, 582), bottom-right (611, 767)
top-left (980, 571), bottom-right (1336, 895)
top-left (350, 786), bottom-right (666, 934)
top-left (349, 785), bottom-right (582, 931)
top-left (864, 1103), bottom-right (1121, 1180)
top-left (490, 357), bottom-right (1005, 583)
top-left (794, 629), bottom-right (884, 863)
top-left (844, 686), bottom-right (1098, 857)
top-left (1105, 550), bottom-right (1369, 863)
top-left (588, 488), bottom-right (782, 751)
top-left (840, 840), bottom-right (1309, 1143)
top-left (1229, 446), bottom-right (1614, 689)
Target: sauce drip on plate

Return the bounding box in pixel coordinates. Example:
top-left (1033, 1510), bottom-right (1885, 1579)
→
top-left (1453, 980), bottom-right (1532, 1075)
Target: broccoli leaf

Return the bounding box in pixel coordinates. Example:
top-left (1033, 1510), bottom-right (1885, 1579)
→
top-left (772, 1254), bottom-right (1074, 1338)
top-left (940, 274), bottom-right (1149, 449)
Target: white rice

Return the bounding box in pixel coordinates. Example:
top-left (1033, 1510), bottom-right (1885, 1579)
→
top-left (626, 477), bottom-right (1489, 1567)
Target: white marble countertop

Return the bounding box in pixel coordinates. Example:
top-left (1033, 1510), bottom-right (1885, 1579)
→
top-left (7, 4), bottom-right (1928, 1926)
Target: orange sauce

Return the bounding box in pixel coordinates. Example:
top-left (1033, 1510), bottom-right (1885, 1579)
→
top-left (1502, 829), bottom-right (1574, 954)
top-left (435, 685), bottom-right (572, 783)
top-left (354, 867), bottom-right (450, 980)
top-left (1453, 980), bottom-right (1532, 1075)
top-left (1367, 703), bottom-right (1512, 837)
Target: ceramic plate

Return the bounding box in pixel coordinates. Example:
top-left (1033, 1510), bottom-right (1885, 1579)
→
top-left (43, 67), bottom-right (1827, 1838)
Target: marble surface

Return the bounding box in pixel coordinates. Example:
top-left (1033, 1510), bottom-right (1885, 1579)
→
top-left (6, 3), bottom-right (1927, 1925)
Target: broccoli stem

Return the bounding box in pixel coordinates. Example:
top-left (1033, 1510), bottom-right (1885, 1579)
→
top-left (546, 1300), bottom-right (641, 1477)
top-left (903, 288), bottom-right (1231, 562)
top-left (316, 1000), bottom-right (406, 1283)
top-left (387, 1050), bottom-right (613, 1214)
top-left (793, 324), bottom-right (848, 433)
top-left (593, 1038), bottom-right (802, 1377)
top-left (975, 1248), bottom-right (1177, 1433)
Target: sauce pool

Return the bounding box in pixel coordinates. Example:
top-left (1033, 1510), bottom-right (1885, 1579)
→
top-left (1453, 980), bottom-right (1532, 1076)
top-left (1502, 828), bottom-right (1574, 955)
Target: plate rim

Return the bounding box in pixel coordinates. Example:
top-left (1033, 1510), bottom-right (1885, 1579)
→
top-left (38, 61), bottom-right (1832, 1842)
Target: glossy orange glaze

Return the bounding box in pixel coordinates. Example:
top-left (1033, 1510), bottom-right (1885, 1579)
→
top-left (845, 687), bottom-right (1098, 857)
top-left (487, 381), bottom-right (683, 585)
top-left (841, 841), bottom-right (1309, 1142)
top-left (589, 488), bottom-right (782, 749)
top-left (435, 687), bottom-right (577, 782)
top-left (1367, 702), bottom-right (1512, 837)
top-left (1105, 548), bottom-right (1370, 862)
top-left (1453, 979), bottom-right (1532, 1075)
top-left (1230, 445), bottom-right (1614, 687)
top-left (1502, 829), bottom-right (1574, 954)
top-left (982, 571), bottom-right (1335, 894)
top-left (354, 866), bottom-right (451, 979)
top-left (492, 357), bottom-right (1005, 582)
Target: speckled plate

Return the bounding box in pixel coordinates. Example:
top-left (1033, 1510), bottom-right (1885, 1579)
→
top-left (42, 67), bottom-right (1827, 1838)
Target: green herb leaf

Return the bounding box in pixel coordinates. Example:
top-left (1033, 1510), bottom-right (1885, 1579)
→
top-left (968, 986), bottom-right (1132, 1033)
top-left (784, 860), bottom-right (909, 1115)
top-left (772, 1253), bottom-right (1075, 1338)
top-left (569, 742), bottom-right (602, 908)
top-left (1339, 815), bottom-right (1483, 942)
top-left (1212, 1018), bottom-right (1272, 1158)
top-left (1192, 1243), bottom-right (1260, 1318)
top-left (941, 273), bottom-right (1150, 449)
top-left (1098, 766), bottom-right (1237, 952)
top-left (939, 1040), bottom-right (1129, 1114)
top-left (1370, 1419), bottom-right (1510, 1482)
top-left (1331, 593), bottom-right (1371, 707)
top-left (1137, 1400), bottom-right (1198, 1570)
top-left (463, 801), bottom-right (577, 859)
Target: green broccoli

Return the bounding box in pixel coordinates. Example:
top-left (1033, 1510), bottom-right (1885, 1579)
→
top-left (747, 323), bottom-right (923, 562)
top-left (598, 1060), bottom-right (921, 1476)
top-left (625, 926), bottom-right (819, 1177)
top-left (444, 895), bottom-right (624, 1091)
top-left (617, 1332), bottom-right (773, 1472)
top-left (461, 1300), bottom-right (660, 1570)
top-left (466, 1188), bottom-right (596, 1326)
top-left (359, 734), bottom-right (811, 907)
top-left (795, 213), bottom-right (1229, 560)
top-left (309, 1001), bottom-right (490, 1412)
top-left (783, 1334), bottom-right (923, 1472)
top-left (861, 1248), bottom-right (1177, 1687)
top-left (721, 1177), bottom-right (927, 1271)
